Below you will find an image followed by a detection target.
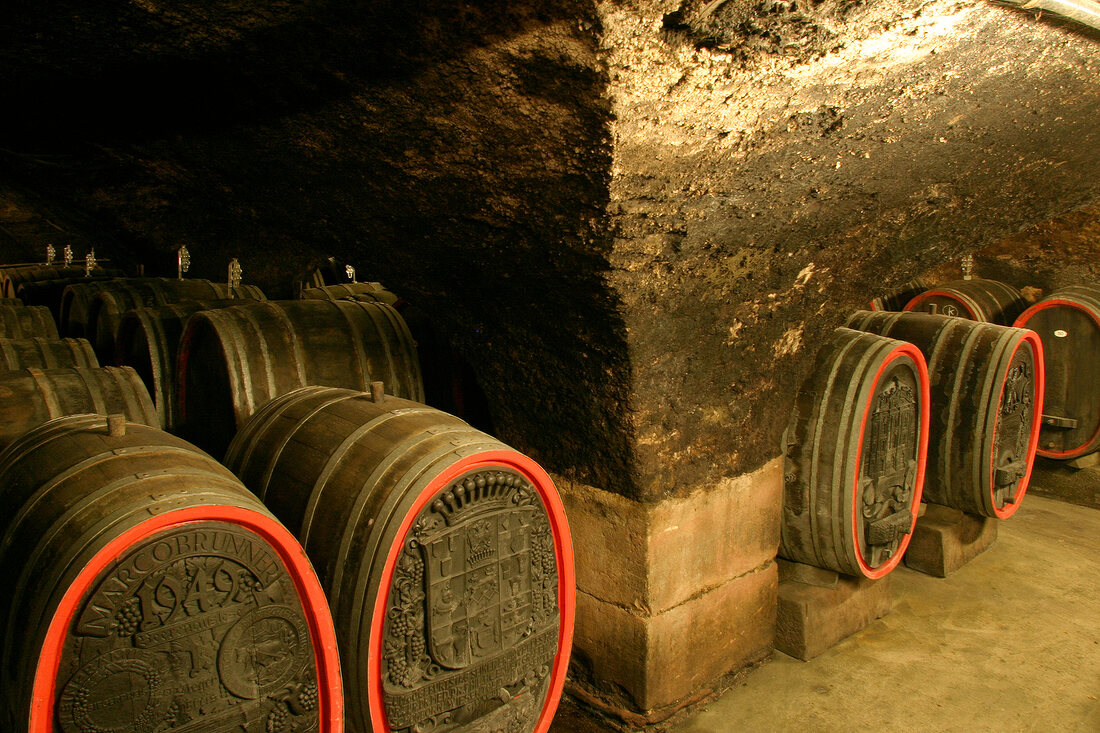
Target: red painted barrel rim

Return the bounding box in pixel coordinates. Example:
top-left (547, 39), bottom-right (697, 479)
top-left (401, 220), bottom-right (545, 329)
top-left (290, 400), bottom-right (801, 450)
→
top-left (987, 331), bottom-right (1045, 518)
top-left (903, 289), bottom-right (979, 320)
top-left (851, 342), bottom-right (930, 579)
top-left (29, 505), bottom-right (343, 732)
top-left (1014, 298), bottom-right (1100, 459)
top-left (366, 449), bottom-right (575, 733)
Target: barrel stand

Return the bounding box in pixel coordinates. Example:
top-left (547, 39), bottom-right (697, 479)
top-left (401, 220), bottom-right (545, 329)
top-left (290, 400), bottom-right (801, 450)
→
top-left (902, 503), bottom-right (998, 577)
top-left (774, 559), bottom-right (893, 661)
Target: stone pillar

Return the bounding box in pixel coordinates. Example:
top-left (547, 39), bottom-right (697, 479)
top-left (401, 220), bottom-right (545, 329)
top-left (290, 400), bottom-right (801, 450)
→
top-left (559, 459), bottom-right (781, 724)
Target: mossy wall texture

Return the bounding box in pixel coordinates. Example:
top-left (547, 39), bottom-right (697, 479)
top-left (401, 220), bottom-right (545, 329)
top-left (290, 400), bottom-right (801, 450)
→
top-left (0, 0), bottom-right (638, 496)
top-left (603, 0), bottom-right (1100, 500)
top-left (2, 0), bottom-right (1100, 505)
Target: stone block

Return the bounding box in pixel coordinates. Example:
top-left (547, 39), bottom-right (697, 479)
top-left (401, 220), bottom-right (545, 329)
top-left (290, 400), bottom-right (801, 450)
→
top-left (647, 458), bottom-right (782, 614)
top-left (775, 566), bottom-right (892, 661)
top-left (903, 503), bottom-right (998, 577)
top-left (568, 561), bottom-right (777, 724)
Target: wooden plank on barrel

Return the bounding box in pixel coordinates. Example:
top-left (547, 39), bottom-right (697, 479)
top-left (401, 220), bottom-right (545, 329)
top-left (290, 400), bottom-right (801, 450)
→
top-left (176, 300), bottom-right (424, 459)
top-left (0, 365), bottom-right (159, 448)
top-left (780, 327), bottom-right (930, 578)
top-left (225, 385), bottom-right (574, 733)
top-left (1014, 285), bottom-right (1100, 460)
top-left (0, 415), bottom-right (343, 732)
top-left (847, 310), bottom-right (1045, 518)
top-left (0, 304), bottom-right (59, 339)
top-left (0, 337), bottom-right (99, 371)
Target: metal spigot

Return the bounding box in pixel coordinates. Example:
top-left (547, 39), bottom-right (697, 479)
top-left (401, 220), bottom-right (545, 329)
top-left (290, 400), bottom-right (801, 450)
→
top-left (228, 258), bottom-right (242, 293)
top-left (178, 245), bottom-right (191, 280)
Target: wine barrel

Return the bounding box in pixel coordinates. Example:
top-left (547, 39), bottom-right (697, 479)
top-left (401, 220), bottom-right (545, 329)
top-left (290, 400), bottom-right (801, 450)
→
top-left (177, 300), bottom-right (424, 458)
top-left (0, 304), bottom-right (59, 339)
top-left (1013, 284), bottom-right (1100, 459)
top-left (225, 385), bottom-right (574, 733)
top-left (0, 298), bottom-right (22, 306)
top-left (85, 279), bottom-right (268, 357)
top-left (869, 277), bottom-right (930, 312)
top-left (16, 275), bottom-right (123, 324)
top-left (300, 282), bottom-right (401, 306)
top-left (116, 300), bottom-right (248, 431)
top-left (60, 278), bottom-right (265, 339)
top-left (0, 264), bottom-right (124, 299)
top-left (0, 337), bottom-right (99, 371)
top-left (903, 278), bottom-right (1026, 325)
top-left (0, 365), bottom-right (159, 448)
top-left (0, 414), bottom-right (342, 732)
top-left (780, 328), bottom-right (930, 578)
top-left (847, 310), bottom-right (1044, 518)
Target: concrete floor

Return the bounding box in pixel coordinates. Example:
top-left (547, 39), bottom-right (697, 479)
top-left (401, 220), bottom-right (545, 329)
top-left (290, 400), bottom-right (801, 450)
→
top-left (554, 492), bottom-right (1100, 732)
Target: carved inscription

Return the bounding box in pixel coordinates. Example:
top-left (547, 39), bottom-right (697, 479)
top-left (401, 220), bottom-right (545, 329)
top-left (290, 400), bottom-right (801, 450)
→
top-left (56, 524), bottom-right (319, 733)
top-left (382, 470), bottom-right (559, 733)
top-left (860, 372), bottom-right (919, 567)
top-left (993, 350), bottom-right (1035, 505)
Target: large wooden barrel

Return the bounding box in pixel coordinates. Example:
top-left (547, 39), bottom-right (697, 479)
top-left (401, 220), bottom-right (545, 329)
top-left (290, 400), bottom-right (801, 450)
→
top-left (0, 337), bottom-right (99, 371)
top-left (116, 300), bottom-right (249, 431)
top-left (1013, 284), bottom-right (1100, 459)
top-left (903, 278), bottom-right (1027, 325)
top-left (85, 279), bottom-right (268, 357)
top-left (300, 282), bottom-right (400, 306)
top-left (16, 275), bottom-right (124, 324)
top-left (0, 264), bottom-right (124, 299)
top-left (177, 300), bottom-right (424, 458)
top-left (0, 365), bottom-right (159, 448)
top-left (225, 386), bottom-right (574, 733)
top-left (0, 298), bottom-right (22, 306)
top-left (780, 328), bottom-right (930, 578)
top-left (869, 277), bottom-right (930, 312)
top-left (0, 414), bottom-right (342, 732)
top-left (0, 304), bottom-right (59, 339)
top-left (847, 310), bottom-right (1044, 517)
top-left (61, 278), bottom-right (265, 339)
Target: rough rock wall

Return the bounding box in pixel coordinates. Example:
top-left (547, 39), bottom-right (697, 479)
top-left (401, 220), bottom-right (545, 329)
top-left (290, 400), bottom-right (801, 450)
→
top-left (0, 0), bottom-right (637, 494)
top-left (602, 0), bottom-right (1100, 501)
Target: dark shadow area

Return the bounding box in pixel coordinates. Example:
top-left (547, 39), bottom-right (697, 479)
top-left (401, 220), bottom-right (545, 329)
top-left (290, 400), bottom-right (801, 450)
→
top-left (0, 0), bottom-right (639, 497)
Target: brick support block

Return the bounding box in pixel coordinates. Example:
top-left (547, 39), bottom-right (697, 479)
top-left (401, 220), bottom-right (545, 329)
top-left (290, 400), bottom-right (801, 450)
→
top-left (556, 458), bottom-right (782, 721)
top-left (775, 563), bottom-right (892, 661)
top-left (903, 503), bottom-right (998, 577)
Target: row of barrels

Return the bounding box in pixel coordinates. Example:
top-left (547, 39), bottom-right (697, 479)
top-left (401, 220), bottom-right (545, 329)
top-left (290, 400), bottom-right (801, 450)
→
top-left (873, 277), bottom-right (1100, 460)
top-left (780, 310), bottom-right (1043, 578)
top-left (0, 272), bottom-right (574, 731)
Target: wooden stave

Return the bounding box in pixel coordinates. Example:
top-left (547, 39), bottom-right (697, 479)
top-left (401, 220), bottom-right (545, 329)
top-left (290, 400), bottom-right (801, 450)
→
top-left (300, 282), bottom-right (400, 306)
top-left (780, 328), bottom-right (929, 578)
top-left (1013, 284), bottom-right (1100, 459)
top-left (0, 366), bottom-right (159, 449)
top-left (115, 300), bottom-right (247, 431)
top-left (0, 414), bottom-right (343, 732)
top-left (224, 385), bottom-right (574, 733)
top-left (847, 310), bottom-right (1044, 518)
top-left (177, 300), bottom-right (425, 459)
top-left (0, 305), bottom-right (59, 339)
top-left (0, 265), bottom-right (124, 299)
top-left (903, 278), bottom-right (1026, 325)
top-left (0, 337), bottom-right (99, 371)
top-left (869, 277), bottom-right (931, 312)
top-left (86, 280), bottom-right (267, 359)
top-left (61, 278), bottom-right (266, 340)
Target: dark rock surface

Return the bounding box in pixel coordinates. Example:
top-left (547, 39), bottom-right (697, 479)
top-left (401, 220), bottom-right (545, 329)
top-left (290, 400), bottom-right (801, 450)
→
top-left (1, 0), bottom-right (1099, 503)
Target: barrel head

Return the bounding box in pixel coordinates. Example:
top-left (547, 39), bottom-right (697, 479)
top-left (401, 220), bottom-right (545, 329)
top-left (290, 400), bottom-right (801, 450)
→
top-left (372, 467), bottom-right (570, 733)
top-left (44, 520), bottom-right (334, 733)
